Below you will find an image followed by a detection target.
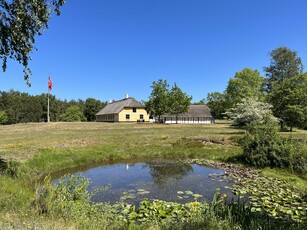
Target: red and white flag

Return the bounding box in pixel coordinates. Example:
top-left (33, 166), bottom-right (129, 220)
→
top-left (48, 76), bottom-right (53, 91)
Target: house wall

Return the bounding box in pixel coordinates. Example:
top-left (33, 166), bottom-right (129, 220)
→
top-left (118, 108), bottom-right (149, 122)
top-left (163, 117), bottom-right (214, 124)
top-left (96, 114), bottom-right (118, 122)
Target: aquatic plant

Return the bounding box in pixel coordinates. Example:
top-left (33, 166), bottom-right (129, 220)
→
top-left (28, 174), bottom-right (307, 229)
top-left (183, 158), bottom-right (307, 223)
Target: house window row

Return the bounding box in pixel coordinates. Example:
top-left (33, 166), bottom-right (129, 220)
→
top-left (163, 117), bottom-right (214, 123)
top-left (100, 114), bottom-right (114, 120)
top-left (125, 114), bottom-right (144, 120)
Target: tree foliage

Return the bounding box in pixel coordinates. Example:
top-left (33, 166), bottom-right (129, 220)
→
top-left (168, 83), bottom-right (192, 123)
top-left (145, 79), bottom-right (170, 121)
top-left (267, 73), bottom-right (307, 130)
top-left (225, 68), bottom-right (265, 108)
top-left (0, 90), bottom-right (43, 123)
top-left (0, 110), bottom-right (8, 124)
top-left (205, 92), bottom-right (226, 119)
top-left (145, 79), bottom-right (192, 123)
top-left (63, 105), bottom-right (86, 122)
top-left (0, 0), bottom-right (66, 84)
top-left (0, 90), bottom-right (106, 124)
top-left (84, 98), bottom-right (106, 122)
top-left (263, 47), bottom-right (303, 92)
top-left (226, 97), bottom-right (278, 127)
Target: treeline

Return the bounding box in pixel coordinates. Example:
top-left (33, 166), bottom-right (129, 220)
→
top-left (200, 46), bottom-right (307, 131)
top-left (0, 90), bottom-right (106, 124)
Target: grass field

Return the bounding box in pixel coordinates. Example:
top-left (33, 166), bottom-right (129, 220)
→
top-left (0, 121), bottom-right (306, 186)
top-left (0, 121), bottom-right (243, 170)
top-left (0, 121), bottom-right (306, 229)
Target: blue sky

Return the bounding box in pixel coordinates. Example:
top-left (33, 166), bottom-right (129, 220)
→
top-left (1, 0), bottom-right (307, 102)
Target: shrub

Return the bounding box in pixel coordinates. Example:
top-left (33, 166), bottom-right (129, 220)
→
top-left (226, 97), bottom-right (278, 127)
top-left (240, 121), bottom-right (307, 174)
top-left (63, 106), bottom-right (86, 122)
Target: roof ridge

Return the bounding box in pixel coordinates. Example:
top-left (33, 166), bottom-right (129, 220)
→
top-left (109, 97), bottom-right (135, 104)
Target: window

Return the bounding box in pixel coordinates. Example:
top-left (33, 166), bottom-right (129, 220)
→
top-left (140, 114), bottom-right (144, 119)
top-left (133, 108), bottom-right (137, 113)
top-left (126, 114), bottom-right (130, 120)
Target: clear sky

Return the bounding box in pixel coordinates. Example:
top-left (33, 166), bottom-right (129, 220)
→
top-left (1, 0), bottom-right (307, 103)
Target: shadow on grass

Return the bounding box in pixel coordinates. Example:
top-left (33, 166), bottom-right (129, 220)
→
top-left (223, 154), bottom-right (245, 164)
top-left (0, 157), bottom-right (7, 173)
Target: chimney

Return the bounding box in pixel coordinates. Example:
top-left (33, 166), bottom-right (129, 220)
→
top-left (125, 93), bottom-right (129, 99)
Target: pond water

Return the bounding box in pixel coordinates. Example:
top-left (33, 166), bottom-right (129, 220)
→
top-left (54, 159), bottom-right (234, 204)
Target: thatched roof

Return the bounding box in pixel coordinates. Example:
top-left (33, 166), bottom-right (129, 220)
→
top-left (96, 97), bottom-right (145, 115)
top-left (162, 105), bottom-right (212, 118)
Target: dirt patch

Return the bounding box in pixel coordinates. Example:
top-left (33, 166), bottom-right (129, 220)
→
top-left (191, 137), bottom-right (239, 146)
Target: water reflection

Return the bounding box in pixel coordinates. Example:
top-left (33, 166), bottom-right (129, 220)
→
top-left (144, 160), bottom-right (193, 188)
top-left (53, 159), bottom-right (234, 204)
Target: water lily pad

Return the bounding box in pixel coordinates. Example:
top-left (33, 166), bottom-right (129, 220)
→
top-left (137, 190), bottom-right (150, 195)
top-left (192, 194), bottom-right (203, 198)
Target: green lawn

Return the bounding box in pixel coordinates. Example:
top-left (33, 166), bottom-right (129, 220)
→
top-left (0, 121), bottom-right (306, 183)
top-left (0, 121), bottom-right (242, 166)
top-left (0, 122), bottom-right (306, 229)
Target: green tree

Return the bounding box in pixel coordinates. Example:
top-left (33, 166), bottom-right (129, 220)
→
top-left (84, 98), bottom-right (105, 122)
top-left (226, 97), bottom-right (278, 127)
top-left (36, 94), bottom-right (59, 122)
top-left (268, 74), bottom-right (307, 131)
top-left (0, 0), bottom-right (65, 84)
top-left (0, 111), bottom-right (8, 124)
top-left (225, 68), bottom-right (265, 108)
top-left (63, 106), bottom-right (86, 122)
top-left (168, 83), bottom-right (192, 124)
top-left (0, 90), bottom-right (43, 123)
top-left (145, 79), bottom-right (169, 122)
top-left (205, 92), bottom-right (226, 119)
top-left (263, 47), bottom-right (303, 92)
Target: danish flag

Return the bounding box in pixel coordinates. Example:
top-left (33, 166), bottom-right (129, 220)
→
top-left (48, 76), bottom-right (53, 91)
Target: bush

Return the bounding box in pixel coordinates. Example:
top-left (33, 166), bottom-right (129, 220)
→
top-left (240, 121), bottom-right (307, 174)
top-left (0, 159), bottom-right (21, 178)
top-left (63, 106), bottom-right (86, 122)
top-left (225, 97), bottom-right (278, 127)
top-left (0, 111), bottom-right (8, 125)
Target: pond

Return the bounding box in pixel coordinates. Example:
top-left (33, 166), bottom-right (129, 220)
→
top-left (53, 159), bottom-right (234, 204)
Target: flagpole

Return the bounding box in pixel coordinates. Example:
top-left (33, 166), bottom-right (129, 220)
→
top-left (47, 74), bottom-right (50, 123)
top-left (47, 91), bottom-right (50, 123)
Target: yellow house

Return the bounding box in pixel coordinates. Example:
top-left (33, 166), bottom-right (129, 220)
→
top-left (96, 97), bottom-right (149, 122)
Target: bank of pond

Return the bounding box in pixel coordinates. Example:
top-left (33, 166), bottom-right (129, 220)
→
top-left (48, 159), bottom-right (307, 225)
top-left (1, 158), bottom-right (307, 229)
